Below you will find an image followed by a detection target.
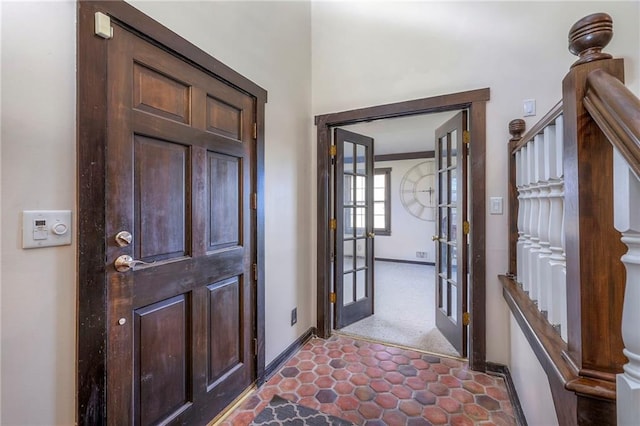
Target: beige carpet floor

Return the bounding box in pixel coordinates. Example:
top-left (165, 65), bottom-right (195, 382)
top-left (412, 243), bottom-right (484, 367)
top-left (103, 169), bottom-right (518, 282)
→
top-left (339, 261), bottom-right (460, 358)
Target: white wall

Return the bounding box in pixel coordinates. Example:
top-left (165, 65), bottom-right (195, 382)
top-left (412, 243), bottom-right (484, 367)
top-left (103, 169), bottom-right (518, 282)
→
top-left (0, 1), bottom-right (311, 425)
top-left (374, 159), bottom-right (435, 263)
top-left (510, 314), bottom-right (559, 426)
top-left (311, 0), bottom-right (639, 421)
top-left (1, 3), bottom-right (77, 425)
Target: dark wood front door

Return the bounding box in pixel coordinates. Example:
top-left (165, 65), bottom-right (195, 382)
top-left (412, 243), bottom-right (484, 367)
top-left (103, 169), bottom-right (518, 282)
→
top-left (334, 128), bottom-right (375, 329)
top-left (434, 111), bottom-right (468, 356)
top-left (105, 23), bottom-right (256, 425)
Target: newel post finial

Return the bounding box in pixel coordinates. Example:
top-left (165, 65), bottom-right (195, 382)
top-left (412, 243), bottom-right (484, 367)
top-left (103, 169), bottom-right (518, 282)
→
top-left (568, 12), bottom-right (613, 68)
top-left (509, 119), bottom-right (526, 142)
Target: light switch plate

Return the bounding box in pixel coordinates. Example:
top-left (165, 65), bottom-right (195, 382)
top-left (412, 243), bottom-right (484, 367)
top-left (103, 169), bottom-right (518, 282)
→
top-left (490, 197), bottom-right (504, 215)
top-left (523, 99), bottom-right (536, 117)
top-left (22, 210), bottom-right (72, 249)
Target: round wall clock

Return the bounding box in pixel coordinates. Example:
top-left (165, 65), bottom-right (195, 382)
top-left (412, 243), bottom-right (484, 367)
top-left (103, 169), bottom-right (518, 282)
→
top-left (400, 160), bottom-right (436, 221)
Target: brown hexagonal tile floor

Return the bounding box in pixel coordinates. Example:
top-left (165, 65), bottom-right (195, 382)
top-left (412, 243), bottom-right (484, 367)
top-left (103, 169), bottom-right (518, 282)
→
top-left (217, 335), bottom-right (516, 425)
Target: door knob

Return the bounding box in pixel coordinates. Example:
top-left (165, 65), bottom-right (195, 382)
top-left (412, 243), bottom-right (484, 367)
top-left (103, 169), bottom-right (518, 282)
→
top-left (432, 235), bottom-right (440, 241)
top-left (114, 255), bottom-right (155, 272)
top-left (115, 231), bottom-right (133, 247)
top-left (367, 232), bottom-right (375, 238)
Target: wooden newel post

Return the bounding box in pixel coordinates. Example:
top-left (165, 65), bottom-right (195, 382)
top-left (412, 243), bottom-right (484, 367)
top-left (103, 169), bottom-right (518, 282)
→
top-left (614, 147), bottom-right (640, 426)
top-left (508, 119), bottom-right (526, 277)
top-left (562, 12), bottom-right (627, 423)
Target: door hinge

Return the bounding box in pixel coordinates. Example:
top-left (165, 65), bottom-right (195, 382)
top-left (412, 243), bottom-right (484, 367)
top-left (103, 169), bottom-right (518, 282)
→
top-left (329, 292), bottom-right (337, 304)
top-left (330, 145), bottom-right (337, 157)
top-left (463, 312), bottom-right (471, 326)
top-left (251, 193), bottom-right (257, 210)
top-left (94, 12), bottom-right (113, 39)
top-left (463, 221), bottom-right (470, 235)
top-left (463, 131), bottom-right (470, 145)
top-left (253, 338), bottom-right (258, 356)
top-left (253, 123), bottom-right (258, 139)
top-left (329, 219), bottom-right (337, 230)
top-left (252, 263), bottom-right (258, 281)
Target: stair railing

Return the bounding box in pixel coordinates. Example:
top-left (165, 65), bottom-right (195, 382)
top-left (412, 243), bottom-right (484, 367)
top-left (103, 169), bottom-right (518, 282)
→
top-left (501, 12), bottom-right (640, 425)
top-left (582, 38), bottom-right (640, 426)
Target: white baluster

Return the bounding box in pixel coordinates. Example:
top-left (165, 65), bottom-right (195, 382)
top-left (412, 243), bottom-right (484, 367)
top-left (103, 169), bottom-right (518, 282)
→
top-left (554, 116), bottom-right (564, 180)
top-left (521, 145), bottom-right (532, 292)
top-left (516, 150), bottom-right (526, 286)
top-left (614, 148), bottom-right (640, 426)
top-left (537, 125), bottom-right (554, 317)
top-left (545, 116), bottom-right (567, 339)
top-left (559, 201), bottom-right (567, 342)
top-left (528, 136), bottom-right (543, 305)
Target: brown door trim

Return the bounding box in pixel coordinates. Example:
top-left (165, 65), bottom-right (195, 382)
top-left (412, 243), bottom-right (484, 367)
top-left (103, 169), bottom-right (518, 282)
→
top-left (77, 1), bottom-right (267, 423)
top-left (314, 88), bottom-right (489, 370)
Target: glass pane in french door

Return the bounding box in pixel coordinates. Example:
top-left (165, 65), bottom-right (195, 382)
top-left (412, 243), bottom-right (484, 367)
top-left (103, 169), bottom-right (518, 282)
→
top-left (344, 175), bottom-right (354, 205)
top-left (355, 269), bottom-right (366, 301)
top-left (344, 142), bottom-right (354, 173)
top-left (344, 239), bottom-right (354, 271)
top-left (344, 272), bottom-right (354, 305)
top-left (356, 144), bottom-right (366, 175)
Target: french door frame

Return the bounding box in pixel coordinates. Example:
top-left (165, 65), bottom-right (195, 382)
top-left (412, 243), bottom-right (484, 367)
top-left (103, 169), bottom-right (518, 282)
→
top-left (77, 1), bottom-right (267, 423)
top-left (315, 88), bottom-right (489, 371)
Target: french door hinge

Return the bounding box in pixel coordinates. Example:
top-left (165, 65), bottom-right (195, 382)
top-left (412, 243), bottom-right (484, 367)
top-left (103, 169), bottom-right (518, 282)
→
top-left (463, 130), bottom-right (470, 145)
top-left (253, 123), bottom-right (258, 140)
top-left (463, 312), bottom-right (470, 326)
top-left (253, 338), bottom-right (258, 356)
top-left (251, 193), bottom-right (257, 210)
top-left (329, 145), bottom-right (337, 157)
top-left (329, 292), bottom-right (337, 304)
top-left (329, 219), bottom-right (337, 230)
top-left (252, 263), bottom-right (258, 281)
top-left (463, 221), bottom-right (470, 235)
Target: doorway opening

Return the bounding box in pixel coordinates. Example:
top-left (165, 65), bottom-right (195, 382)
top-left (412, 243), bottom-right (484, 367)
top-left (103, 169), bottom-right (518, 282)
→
top-left (315, 89), bottom-right (489, 371)
top-left (335, 110), bottom-right (465, 359)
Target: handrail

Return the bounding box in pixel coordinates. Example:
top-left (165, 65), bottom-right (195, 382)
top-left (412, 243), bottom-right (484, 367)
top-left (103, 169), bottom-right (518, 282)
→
top-left (584, 68), bottom-right (640, 179)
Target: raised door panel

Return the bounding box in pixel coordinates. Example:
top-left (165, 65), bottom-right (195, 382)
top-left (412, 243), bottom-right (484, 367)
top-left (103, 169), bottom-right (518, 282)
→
top-left (207, 277), bottom-right (242, 387)
top-left (134, 135), bottom-right (189, 262)
top-left (133, 63), bottom-right (191, 125)
top-left (134, 295), bottom-right (191, 425)
top-left (208, 152), bottom-right (241, 251)
top-left (207, 96), bottom-right (242, 140)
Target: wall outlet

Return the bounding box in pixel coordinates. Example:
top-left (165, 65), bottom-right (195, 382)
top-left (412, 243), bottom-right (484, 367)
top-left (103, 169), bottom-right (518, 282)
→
top-left (291, 308), bottom-right (297, 326)
top-left (416, 251), bottom-right (426, 259)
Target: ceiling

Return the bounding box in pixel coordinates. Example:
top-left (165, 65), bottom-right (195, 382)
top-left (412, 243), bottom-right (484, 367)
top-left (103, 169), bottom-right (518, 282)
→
top-left (340, 110), bottom-right (460, 155)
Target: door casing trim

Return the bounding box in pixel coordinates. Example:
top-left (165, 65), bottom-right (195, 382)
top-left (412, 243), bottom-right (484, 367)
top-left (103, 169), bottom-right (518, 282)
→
top-left (77, 1), bottom-right (267, 423)
top-left (314, 88), bottom-right (489, 370)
